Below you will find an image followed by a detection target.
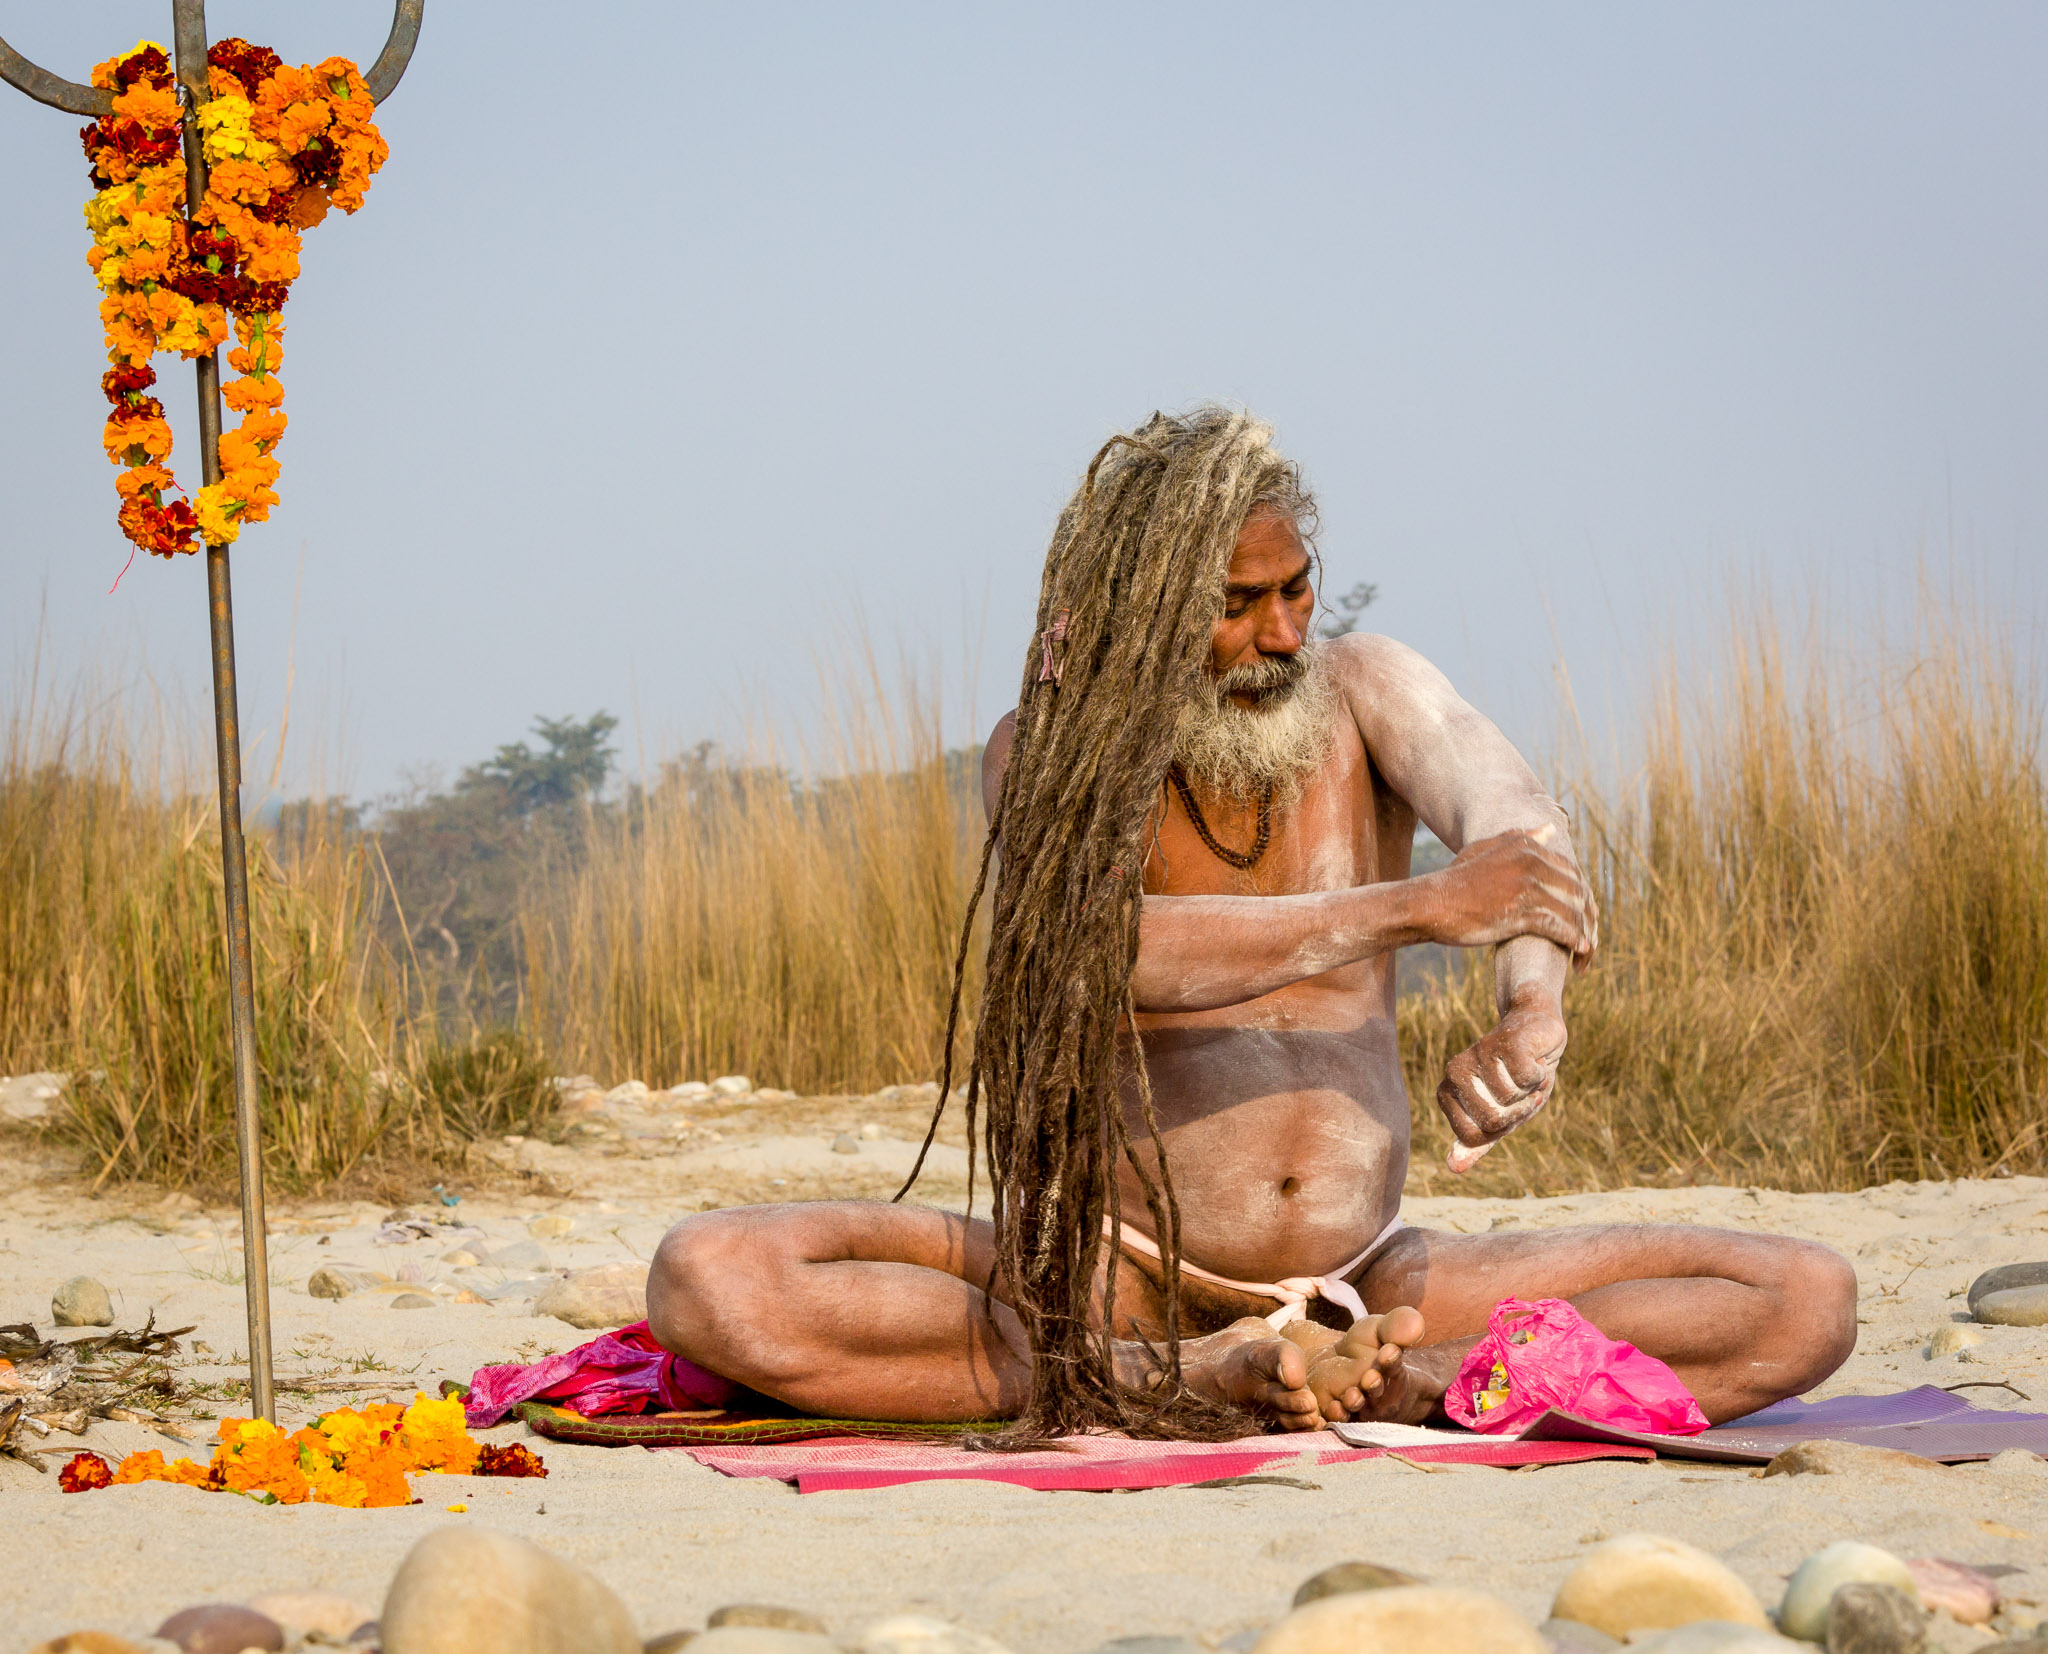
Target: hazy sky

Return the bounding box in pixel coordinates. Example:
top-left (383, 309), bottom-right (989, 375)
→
top-left (4, 3), bottom-right (2043, 802)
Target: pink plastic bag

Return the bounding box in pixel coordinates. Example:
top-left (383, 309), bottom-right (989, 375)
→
top-left (1445, 1297), bottom-right (1710, 1436)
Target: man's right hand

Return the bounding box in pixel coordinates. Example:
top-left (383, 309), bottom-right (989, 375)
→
top-left (1412, 828), bottom-right (1598, 964)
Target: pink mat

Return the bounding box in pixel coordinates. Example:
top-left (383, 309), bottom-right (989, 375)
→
top-left (683, 1429), bottom-right (1650, 1492)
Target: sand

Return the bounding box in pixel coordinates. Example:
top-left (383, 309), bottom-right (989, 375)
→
top-left (3, 1097), bottom-right (2046, 1651)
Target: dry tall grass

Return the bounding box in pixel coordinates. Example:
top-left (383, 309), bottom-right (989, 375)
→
top-left (525, 670), bottom-right (985, 1095)
top-left (1403, 603), bottom-right (2048, 1195)
top-left (7, 603), bottom-right (2041, 1198)
top-left (0, 675), bottom-right (556, 1193)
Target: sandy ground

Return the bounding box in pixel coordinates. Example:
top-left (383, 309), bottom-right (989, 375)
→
top-left (3, 1088), bottom-right (2047, 1651)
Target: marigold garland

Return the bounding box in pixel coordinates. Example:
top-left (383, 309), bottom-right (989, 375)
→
top-left (80, 38), bottom-right (386, 559)
top-left (56, 1392), bottom-right (544, 1509)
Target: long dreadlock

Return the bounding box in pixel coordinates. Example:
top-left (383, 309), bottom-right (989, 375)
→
top-left (897, 405), bottom-right (1318, 1441)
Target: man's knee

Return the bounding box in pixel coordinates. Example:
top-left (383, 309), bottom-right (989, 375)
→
top-left (1757, 1237), bottom-right (1858, 1388)
top-left (648, 1209), bottom-right (807, 1383)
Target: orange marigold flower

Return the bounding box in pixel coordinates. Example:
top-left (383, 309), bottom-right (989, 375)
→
top-left (60, 1452), bottom-right (115, 1492)
top-left (222, 374), bottom-right (286, 413)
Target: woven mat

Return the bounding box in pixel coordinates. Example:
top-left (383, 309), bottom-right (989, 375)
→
top-left (513, 1400), bottom-right (995, 1447)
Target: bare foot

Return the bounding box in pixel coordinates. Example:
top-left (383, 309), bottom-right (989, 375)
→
top-left (1124, 1317), bottom-right (1325, 1431)
top-left (1288, 1307), bottom-right (1444, 1425)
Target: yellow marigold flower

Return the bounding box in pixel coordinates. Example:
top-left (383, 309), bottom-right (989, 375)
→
top-left (399, 1393), bottom-right (482, 1475)
top-left (199, 96), bottom-right (279, 166)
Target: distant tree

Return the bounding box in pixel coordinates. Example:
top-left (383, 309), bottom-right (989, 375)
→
top-left (463, 712), bottom-right (619, 815)
top-left (1319, 579), bottom-right (1380, 640)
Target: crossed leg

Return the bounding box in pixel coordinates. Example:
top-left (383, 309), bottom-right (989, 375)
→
top-left (645, 1201), bottom-right (1327, 1427)
top-left (1350, 1222), bottom-right (1860, 1424)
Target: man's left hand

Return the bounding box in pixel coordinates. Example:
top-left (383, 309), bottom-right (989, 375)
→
top-left (1437, 995), bottom-right (1567, 1172)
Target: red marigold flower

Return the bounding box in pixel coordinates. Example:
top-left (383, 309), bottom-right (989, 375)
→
top-left (208, 38), bottom-right (284, 96)
top-left (59, 1452), bottom-right (115, 1492)
top-left (113, 46), bottom-right (173, 91)
top-left (473, 1443), bottom-right (549, 1479)
top-left (102, 364), bottom-right (157, 401)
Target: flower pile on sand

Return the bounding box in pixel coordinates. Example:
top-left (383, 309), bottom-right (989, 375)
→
top-left (57, 1392), bottom-right (544, 1507)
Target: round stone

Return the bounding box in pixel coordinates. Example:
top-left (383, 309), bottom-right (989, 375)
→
top-left (534, 1262), bottom-right (650, 1330)
top-left (380, 1526), bottom-right (639, 1654)
top-left (51, 1276), bottom-right (114, 1328)
top-left (1974, 1287), bottom-right (2048, 1328)
top-left (690, 1633), bottom-right (837, 1654)
top-left (1904, 1558), bottom-right (1999, 1624)
top-left (244, 1590), bottom-right (376, 1643)
top-left (1293, 1561), bottom-right (1424, 1608)
top-left (24, 1635), bottom-right (156, 1654)
top-left (1254, 1585), bottom-right (1545, 1654)
top-left (1551, 1534), bottom-right (1769, 1639)
top-left (490, 1240), bottom-right (553, 1271)
top-left (854, 1614), bottom-right (1013, 1654)
top-left (643, 1635), bottom-right (698, 1654)
top-left (1762, 1440), bottom-right (1945, 1478)
top-left (390, 1292), bottom-right (438, 1310)
top-left (1626, 1625), bottom-right (1804, 1652)
top-left (1967, 1262), bottom-right (2048, 1317)
top-left (831, 1133), bottom-right (860, 1154)
top-left (708, 1608), bottom-right (830, 1635)
top-left (1536, 1618), bottom-right (1622, 1651)
top-left (1777, 1542), bottom-right (1920, 1643)
top-left (1824, 1583), bottom-right (1926, 1654)
top-left (1927, 1324), bottom-right (1985, 1357)
top-left (710, 1075), bottom-right (754, 1097)
top-left (154, 1604), bottom-right (285, 1654)
top-left (529, 1216), bottom-right (575, 1240)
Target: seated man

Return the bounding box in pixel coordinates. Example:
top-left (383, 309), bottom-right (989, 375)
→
top-left (648, 406), bottom-right (1856, 1436)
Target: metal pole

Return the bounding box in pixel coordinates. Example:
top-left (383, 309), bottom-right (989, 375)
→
top-left (174, 0), bottom-right (274, 1425)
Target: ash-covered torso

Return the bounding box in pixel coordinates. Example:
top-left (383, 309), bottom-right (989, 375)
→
top-left (1122, 696), bottom-right (1415, 1287)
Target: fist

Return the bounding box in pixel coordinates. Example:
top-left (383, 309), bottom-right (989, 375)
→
top-left (1438, 998), bottom-right (1567, 1173)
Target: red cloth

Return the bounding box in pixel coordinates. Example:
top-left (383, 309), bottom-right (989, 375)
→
top-left (682, 1430), bottom-right (1649, 1492)
top-left (464, 1320), bottom-right (739, 1428)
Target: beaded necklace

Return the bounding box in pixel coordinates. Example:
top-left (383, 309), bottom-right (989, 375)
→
top-left (1167, 763), bottom-right (1274, 871)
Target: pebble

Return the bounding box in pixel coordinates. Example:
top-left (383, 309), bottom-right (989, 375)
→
top-left (0, 1070), bottom-right (67, 1121)
top-left (155, 1605), bottom-right (285, 1654)
top-left (381, 1526), bottom-right (639, 1654)
top-left (1974, 1288), bottom-right (2048, 1328)
top-left (308, 1266), bottom-right (392, 1300)
top-left (1255, 1586), bottom-right (1545, 1654)
top-left (1628, 1626), bottom-right (1805, 1652)
top-left (1551, 1535), bottom-right (1769, 1639)
top-left (605, 1081), bottom-right (652, 1104)
top-left (1825, 1583), bottom-right (1926, 1654)
top-left (534, 1262), bottom-right (650, 1329)
top-left (441, 1248), bottom-right (486, 1267)
top-left (24, 1636), bottom-right (157, 1654)
top-left (1969, 1264), bottom-right (2048, 1327)
top-left (1082, 1638), bottom-right (1205, 1654)
top-left (669, 1082), bottom-right (712, 1100)
top-left (1293, 1561), bottom-right (1423, 1608)
top-left (390, 1292), bottom-right (438, 1310)
top-left (688, 1633), bottom-right (837, 1654)
top-left (1927, 1326), bottom-right (1985, 1358)
top-left (1763, 1440), bottom-right (1945, 1477)
top-left (643, 1636), bottom-right (698, 1654)
top-left (244, 1589), bottom-right (375, 1642)
top-left (831, 1133), bottom-right (860, 1154)
top-left (51, 1276), bottom-right (115, 1327)
top-left (491, 1240), bottom-right (553, 1271)
top-left (710, 1075), bottom-right (754, 1097)
top-left (1778, 1542), bottom-right (1922, 1643)
top-left (855, 1614), bottom-right (1013, 1654)
top-left (530, 1216), bottom-right (576, 1240)
top-left (1905, 1559), bottom-right (2000, 1624)
top-left (1537, 1618), bottom-right (1622, 1651)
top-left (708, 1608), bottom-right (830, 1635)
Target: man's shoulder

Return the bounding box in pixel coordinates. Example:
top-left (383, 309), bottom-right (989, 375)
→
top-left (1321, 631), bottom-right (1451, 700)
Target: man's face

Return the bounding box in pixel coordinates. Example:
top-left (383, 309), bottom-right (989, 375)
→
top-left (1211, 510), bottom-right (1315, 706)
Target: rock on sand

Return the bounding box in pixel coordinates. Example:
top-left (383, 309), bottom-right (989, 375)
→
top-left (1254, 1585), bottom-right (1545, 1654)
top-left (1823, 1583), bottom-right (1925, 1654)
top-left (1762, 1440), bottom-right (1945, 1477)
top-left (380, 1526), bottom-right (639, 1654)
top-left (855, 1614), bottom-right (1013, 1654)
top-left (51, 1276), bottom-right (114, 1327)
top-left (154, 1603), bottom-right (284, 1653)
top-left (534, 1262), bottom-right (650, 1329)
top-left (1776, 1541), bottom-right (1921, 1642)
top-left (1550, 1535), bottom-right (1769, 1640)
top-left (1292, 1561), bottom-right (1422, 1608)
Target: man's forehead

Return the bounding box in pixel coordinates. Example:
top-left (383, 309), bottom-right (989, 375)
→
top-left (1224, 516), bottom-right (1311, 592)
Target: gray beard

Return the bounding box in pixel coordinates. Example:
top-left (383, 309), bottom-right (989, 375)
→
top-left (1171, 642), bottom-right (1337, 805)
